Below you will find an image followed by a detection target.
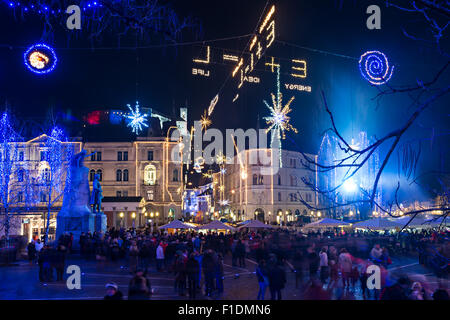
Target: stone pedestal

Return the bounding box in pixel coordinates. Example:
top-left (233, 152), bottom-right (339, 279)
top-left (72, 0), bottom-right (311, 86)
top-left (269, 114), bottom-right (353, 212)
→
top-left (95, 212), bottom-right (107, 234)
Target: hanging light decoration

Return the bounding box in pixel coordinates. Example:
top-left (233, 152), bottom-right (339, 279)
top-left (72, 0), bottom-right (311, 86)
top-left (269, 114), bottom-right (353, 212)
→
top-left (24, 43), bottom-right (57, 74)
top-left (125, 101), bottom-right (149, 134)
top-left (359, 50), bottom-right (394, 85)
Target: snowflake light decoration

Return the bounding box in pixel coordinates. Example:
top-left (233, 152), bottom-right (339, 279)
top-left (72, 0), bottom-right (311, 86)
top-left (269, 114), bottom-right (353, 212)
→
top-left (125, 101), bottom-right (148, 134)
top-left (263, 66), bottom-right (298, 167)
top-left (200, 110), bottom-right (211, 131)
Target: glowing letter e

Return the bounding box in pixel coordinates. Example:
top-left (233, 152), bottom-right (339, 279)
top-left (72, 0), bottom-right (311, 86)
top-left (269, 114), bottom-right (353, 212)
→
top-left (66, 265), bottom-right (81, 290)
top-left (366, 5), bottom-right (381, 30)
top-left (66, 5), bottom-right (81, 30)
top-left (366, 265), bottom-right (381, 290)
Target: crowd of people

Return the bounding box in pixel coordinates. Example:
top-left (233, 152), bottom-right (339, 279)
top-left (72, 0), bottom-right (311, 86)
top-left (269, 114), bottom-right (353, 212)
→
top-left (24, 226), bottom-right (449, 300)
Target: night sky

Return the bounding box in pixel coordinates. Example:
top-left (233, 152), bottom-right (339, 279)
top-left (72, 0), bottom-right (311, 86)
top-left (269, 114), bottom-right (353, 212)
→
top-left (0, 0), bottom-right (448, 201)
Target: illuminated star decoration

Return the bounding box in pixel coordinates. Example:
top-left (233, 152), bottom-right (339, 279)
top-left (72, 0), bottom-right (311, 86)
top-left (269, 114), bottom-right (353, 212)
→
top-left (125, 101), bottom-right (148, 134)
top-left (263, 66), bottom-right (298, 167)
top-left (200, 110), bottom-right (211, 131)
top-left (24, 43), bottom-right (57, 74)
top-left (359, 50), bottom-right (394, 85)
top-left (219, 199), bottom-right (229, 206)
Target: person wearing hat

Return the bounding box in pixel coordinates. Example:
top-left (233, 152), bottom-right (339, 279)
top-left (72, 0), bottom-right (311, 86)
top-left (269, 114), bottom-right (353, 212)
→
top-left (104, 283), bottom-right (123, 300)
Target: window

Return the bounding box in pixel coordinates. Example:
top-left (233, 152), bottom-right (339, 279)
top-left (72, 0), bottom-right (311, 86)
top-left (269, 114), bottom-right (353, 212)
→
top-left (42, 168), bottom-right (50, 182)
top-left (96, 169), bottom-right (102, 181)
top-left (17, 192), bottom-right (23, 202)
top-left (18, 169), bottom-right (24, 182)
top-left (89, 169), bottom-right (95, 181)
top-left (116, 191), bottom-right (122, 197)
top-left (123, 151), bottom-right (128, 161)
top-left (148, 150), bottom-right (154, 161)
top-left (19, 151), bottom-right (24, 161)
top-left (123, 169), bottom-right (129, 182)
top-left (116, 169), bottom-right (122, 181)
top-left (252, 174), bottom-right (258, 185)
top-left (147, 190), bottom-right (154, 201)
top-left (90, 153), bottom-right (96, 161)
top-left (40, 192), bottom-right (47, 203)
top-left (306, 193), bottom-right (312, 202)
top-left (277, 174), bottom-right (281, 185)
top-left (290, 175), bottom-right (297, 187)
top-left (258, 175), bottom-right (264, 185)
top-left (123, 191), bottom-right (128, 197)
top-left (290, 158), bottom-right (296, 168)
top-left (96, 152), bottom-right (102, 161)
top-left (144, 164), bottom-right (156, 185)
top-left (278, 192), bottom-right (281, 202)
top-left (117, 151), bottom-right (122, 161)
top-left (40, 151), bottom-right (46, 161)
top-left (173, 169), bottom-right (178, 182)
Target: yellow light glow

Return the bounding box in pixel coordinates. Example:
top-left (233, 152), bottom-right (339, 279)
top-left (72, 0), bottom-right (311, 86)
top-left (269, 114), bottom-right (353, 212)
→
top-left (200, 110), bottom-right (212, 131)
top-left (29, 51), bottom-right (49, 69)
top-left (207, 94), bottom-right (219, 116)
top-left (156, 212), bottom-right (159, 217)
top-left (291, 59), bottom-right (307, 78)
top-left (232, 58), bottom-right (243, 77)
top-left (259, 5), bottom-right (275, 34)
top-left (119, 212), bottom-right (124, 218)
top-left (223, 54), bottom-right (239, 62)
top-left (265, 57), bottom-right (280, 73)
top-left (193, 46), bottom-right (210, 64)
top-left (317, 212), bottom-right (321, 217)
top-left (249, 35), bottom-right (258, 51)
top-left (266, 20), bottom-right (275, 48)
top-left (150, 212), bottom-right (154, 217)
top-left (131, 212), bottom-right (136, 219)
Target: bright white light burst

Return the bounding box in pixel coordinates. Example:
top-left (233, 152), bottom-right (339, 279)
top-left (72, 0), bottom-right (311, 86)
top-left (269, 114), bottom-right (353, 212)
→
top-left (263, 67), bottom-right (298, 166)
top-left (125, 101), bottom-right (148, 134)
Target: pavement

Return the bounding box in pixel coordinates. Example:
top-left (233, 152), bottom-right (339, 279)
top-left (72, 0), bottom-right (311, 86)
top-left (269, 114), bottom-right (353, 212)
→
top-left (0, 253), bottom-right (447, 300)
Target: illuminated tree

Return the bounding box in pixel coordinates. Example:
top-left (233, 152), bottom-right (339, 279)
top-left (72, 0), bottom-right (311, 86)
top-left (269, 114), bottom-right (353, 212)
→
top-left (296, 1), bottom-right (450, 228)
top-left (0, 112), bottom-right (35, 245)
top-left (39, 127), bottom-right (74, 244)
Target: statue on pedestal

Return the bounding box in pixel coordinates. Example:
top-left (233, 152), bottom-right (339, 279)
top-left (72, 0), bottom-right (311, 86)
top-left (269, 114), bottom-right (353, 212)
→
top-left (56, 150), bottom-right (106, 249)
top-left (90, 173), bottom-right (103, 213)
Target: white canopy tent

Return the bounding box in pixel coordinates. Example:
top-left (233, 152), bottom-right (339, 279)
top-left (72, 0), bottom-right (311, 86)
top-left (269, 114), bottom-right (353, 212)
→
top-left (388, 215), bottom-right (432, 228)
top-left (302, 218), bottom-right (351, 229)
top-left (158, 220), bottom-right (193, 230)
top-left (353, 218), bottom-right (403, 230)
top-left (195, 220), bottom-right (236, 231)
top-left (237, 220), bottom-right (276, 229)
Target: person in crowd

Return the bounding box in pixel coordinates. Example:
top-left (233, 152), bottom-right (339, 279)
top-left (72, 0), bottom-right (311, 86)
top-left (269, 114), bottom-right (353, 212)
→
top-left (128, 269), bottom-right (152, 300)
top-left (173, 250), bottom-right (187, 296)
top-left (235, 240), bottom-right (246, 268)
top-left (256, 259), bottom-right (269, 300)
top-left (54, 245), bottom-right (66, 282)
top-left (186, 253), bottom-right (200, 300)
top-left (338, 248), bottom-right (353, 288)
top-left (379, 277), bottom-right (410, 300)
top-left (156, 241), bottom-right (165, 272)
top-left (202, 249), bottom-right (216, 297)
top-left (128, 240), bottom-right (139, 273)
top-left (370, 244), bottom-right (383, 263)
top-left (27, 240), bottom-right (36, 265)
top-left (432, 282), bottom-right (449, 300)
top-left (319, 247), bottom-right (329, 284)
top-left (307, 243), bottom-right (319, 279)
top-left (215, 253), bottom-right (224, 296)
top-left (104, 283), bottom-right (123, 300)
top-left (268, 261), bottom-right (286, 300)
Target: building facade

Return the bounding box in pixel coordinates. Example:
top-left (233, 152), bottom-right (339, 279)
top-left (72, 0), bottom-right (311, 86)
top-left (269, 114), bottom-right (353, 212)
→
top-left (84, 137), bottom-right (184, 228)
top-left (214, 149), bottom-right (319, 224)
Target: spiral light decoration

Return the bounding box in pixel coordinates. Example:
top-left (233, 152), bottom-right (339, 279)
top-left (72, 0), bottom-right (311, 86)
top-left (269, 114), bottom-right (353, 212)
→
top-left (359, 50), bottom-right (394, 85)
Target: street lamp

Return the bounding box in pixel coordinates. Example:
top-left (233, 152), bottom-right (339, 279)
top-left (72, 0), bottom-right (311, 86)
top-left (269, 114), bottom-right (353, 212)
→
top-left (343, 178), bottom-right (357, 193)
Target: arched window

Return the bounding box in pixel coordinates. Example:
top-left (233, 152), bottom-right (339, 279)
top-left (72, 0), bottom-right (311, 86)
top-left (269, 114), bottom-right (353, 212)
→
top-left (96, 169), bottom-right (102, 181)
top-left (173, 169), bottom-right (178, 182)
top-left (277, 174), bottom-right (281, 185)
top-left (252, 174), bottom-right (258, 185)
top-left (144, 164), bottom-right (156, 185)
top-left (89, 169), bottom-right (95, 182)
top-left (116, 169), bottom-right (122, 181)
top-left (123, 169), bottom-right (129, 182)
